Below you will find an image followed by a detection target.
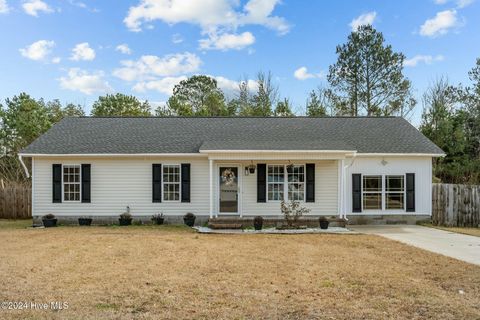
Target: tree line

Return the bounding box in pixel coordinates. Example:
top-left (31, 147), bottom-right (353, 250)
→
top-left (1, 25), bottom-right (479, 184)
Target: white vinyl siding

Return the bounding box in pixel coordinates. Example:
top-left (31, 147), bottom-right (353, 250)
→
top-left (345, 157), bottom-right (432, 215)
top-left (33, 157), bottom-right (209, 217)
top-left (33, 157), bottom-right (339, 217)
top-left (213, 160), bottom-right (338, 216)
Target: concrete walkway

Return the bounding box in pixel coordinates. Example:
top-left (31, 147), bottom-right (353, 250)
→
top-left (351, 225), bottom-right (480, 266)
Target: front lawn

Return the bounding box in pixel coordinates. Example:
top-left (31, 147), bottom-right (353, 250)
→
top-left (0, 223), bottom-right (479, 319)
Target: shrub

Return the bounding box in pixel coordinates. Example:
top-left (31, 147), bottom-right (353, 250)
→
top-left (119, 212), bottom-right (132, 220)
top-left (151, 213), bottom-right (164, 220)
top-left (42, 213), bottom-right (55, 220)
top-left (280, 200), bottom-right (310, 227)
top-left (151, 213), bottom-right (164, 225)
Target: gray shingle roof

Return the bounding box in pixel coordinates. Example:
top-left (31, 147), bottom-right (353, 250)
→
top-left (20, 117), bottom-right (444, 155)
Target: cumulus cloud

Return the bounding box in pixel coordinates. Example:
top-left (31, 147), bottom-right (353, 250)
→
top-left (420, 9), bottom-right (459, 37)
top-left (214, 76), bottom-right (258, 94)
top-left (293, 67), bottom-right (324, 80)
top-left (22, 0), bottom-right (53, 16)
top-left (404, 54), bottom-right (444, 67)
top-left (51, 56), bottom-right (61, 64)
top-left (59, 68), bottom-right (113, 95)
top-left (133, 76), bottom-right (187, 95)
top-left (115, 43), bottom-right (132, 55)
top-left (113, 52), bottom-right (202, 82)
top-left (19, 40), bottom-right (55, 61)
top-left (199, 31), bottom-right (255, 51)
top-left (133, 74), bottom-right (258, 97)
top-left (123, 0), bottom-right (289, 35)
top-left (70, 42), bottom-right (96, 61)
top-left (0, 0), bottom-right (9, 14)
top-left (349, 11), bottom-right (377, 31)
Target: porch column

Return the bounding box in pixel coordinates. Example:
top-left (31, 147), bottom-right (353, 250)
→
top-left (338, 159), bottom-right (345, 218)
top-left (209, 158), bottom-right (213, 218)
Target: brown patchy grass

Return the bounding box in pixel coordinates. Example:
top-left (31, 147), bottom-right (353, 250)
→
top-left (422, 223), bottom-right (480, 237)
top-left (0, 224), bottom-right (479, 319)
top-left (0, 219), bottom-right (32, 229)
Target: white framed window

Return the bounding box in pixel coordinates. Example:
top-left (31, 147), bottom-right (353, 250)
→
top-left (163, 165), bottom-right (180, 201)
top-left (267, 164), bottom-right (306, 201)
top-left (63, 164), bottom-right (81, 202)
top-left (362, 175), bottom-right (406, 210)
top-left (385, 175), bottom-right (405, 209)
top-left (288, 165), bottom-right (305, 201)
top-left (267, 165), bottom-right (284, 201)
top-left (362, 175), bottom-right (382, 210)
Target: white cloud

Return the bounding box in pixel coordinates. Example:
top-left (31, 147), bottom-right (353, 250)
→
top-left (456, 0), bottom-right (475, 7)
top-left (133, 76), bottom-right (187, 95)
top-left (434, 0), bottom-right (475, 8)
top-left (172, 33), bottom-right (184, 44)
top-left (70, 42), bottom-right (96, 61)
top-left (19, 40), bottom-right (55, 61)
top-left (419, 9), bottom-right (459, 37)
top-left (124, 0), bottom-right (289, 35)
top-left (293, 66), bottom-right (324, 80)
top-left (59, 68), bottom-right (113, 95)
top-left (22, 0), bottom-right (53, 16)
top-left (404, 54), bottom-right (444, 67)
top-left (51, 56), bottom-right (61, 64)
top-left (133, 74), bottom-right (258, 97)
top-left (214, 76), bottom-right (258, 94)
top-left (349, 11), bottom-right (377, 31)
top-left (115, 43), bottom-right (132, 55)
top-left (199, 31), bottom-right (255, 51)
top-left (113, 52), bottom-right (202, 82)
top-left (0, 0), bottom-right (10, 14)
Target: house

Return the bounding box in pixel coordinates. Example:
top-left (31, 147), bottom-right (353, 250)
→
top-left (19, 116), bottom-right (444, 225)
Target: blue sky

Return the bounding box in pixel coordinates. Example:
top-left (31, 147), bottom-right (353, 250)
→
top-left (0, 0), bottom-right (479, 125)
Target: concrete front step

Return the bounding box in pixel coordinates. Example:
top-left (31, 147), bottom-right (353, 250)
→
top-left (208, 223), bottom-right (243, 229)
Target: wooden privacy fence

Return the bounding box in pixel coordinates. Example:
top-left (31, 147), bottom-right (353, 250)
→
top-left (0, 184), bottom-right (32, 219)
top-left (432, 183), bottom-right (480, 227)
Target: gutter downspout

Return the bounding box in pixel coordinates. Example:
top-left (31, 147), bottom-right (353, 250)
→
top-left (18, 154), bottom-right (30, 178)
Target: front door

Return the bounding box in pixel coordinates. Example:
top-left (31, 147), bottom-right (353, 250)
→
top-left (219, 166), bottom-right (239, 213)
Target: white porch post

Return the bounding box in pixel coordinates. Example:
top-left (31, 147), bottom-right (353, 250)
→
top-left (338, 159), bottom-right (345, 218)
top-left (209, 158), bottom-right (213, 219)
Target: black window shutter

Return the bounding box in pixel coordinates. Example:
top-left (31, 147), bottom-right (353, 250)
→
top-left (305, 163), bottom-right (315, 202)
top-left (257, 163), bottom-right (266, 203)
top-left (406, 173), bottom-right (415, 212)
top-left (181, 163), bottom-right (191, 203)
top-left (81, 164), bottom-right (91, 203)
top-left (52, 164), bottom-right (62, 203)
top-left (152, 164), bottom-right (162, 203)
top-left (352, 174), bottom-right (362, 212)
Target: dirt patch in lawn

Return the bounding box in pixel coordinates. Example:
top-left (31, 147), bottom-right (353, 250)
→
top-left (0, 224), bottom-right (479, 319)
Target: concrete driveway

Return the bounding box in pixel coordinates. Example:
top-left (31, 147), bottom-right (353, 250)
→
top-left (351, 225), bottom-right (480, 266)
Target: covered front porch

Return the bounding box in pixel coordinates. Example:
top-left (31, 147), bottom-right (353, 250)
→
top-left (201, 148), bottom-right (356, 220)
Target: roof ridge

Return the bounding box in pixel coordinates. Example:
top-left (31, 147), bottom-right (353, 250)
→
top-left (75, 116), bottom-right (401, 119)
